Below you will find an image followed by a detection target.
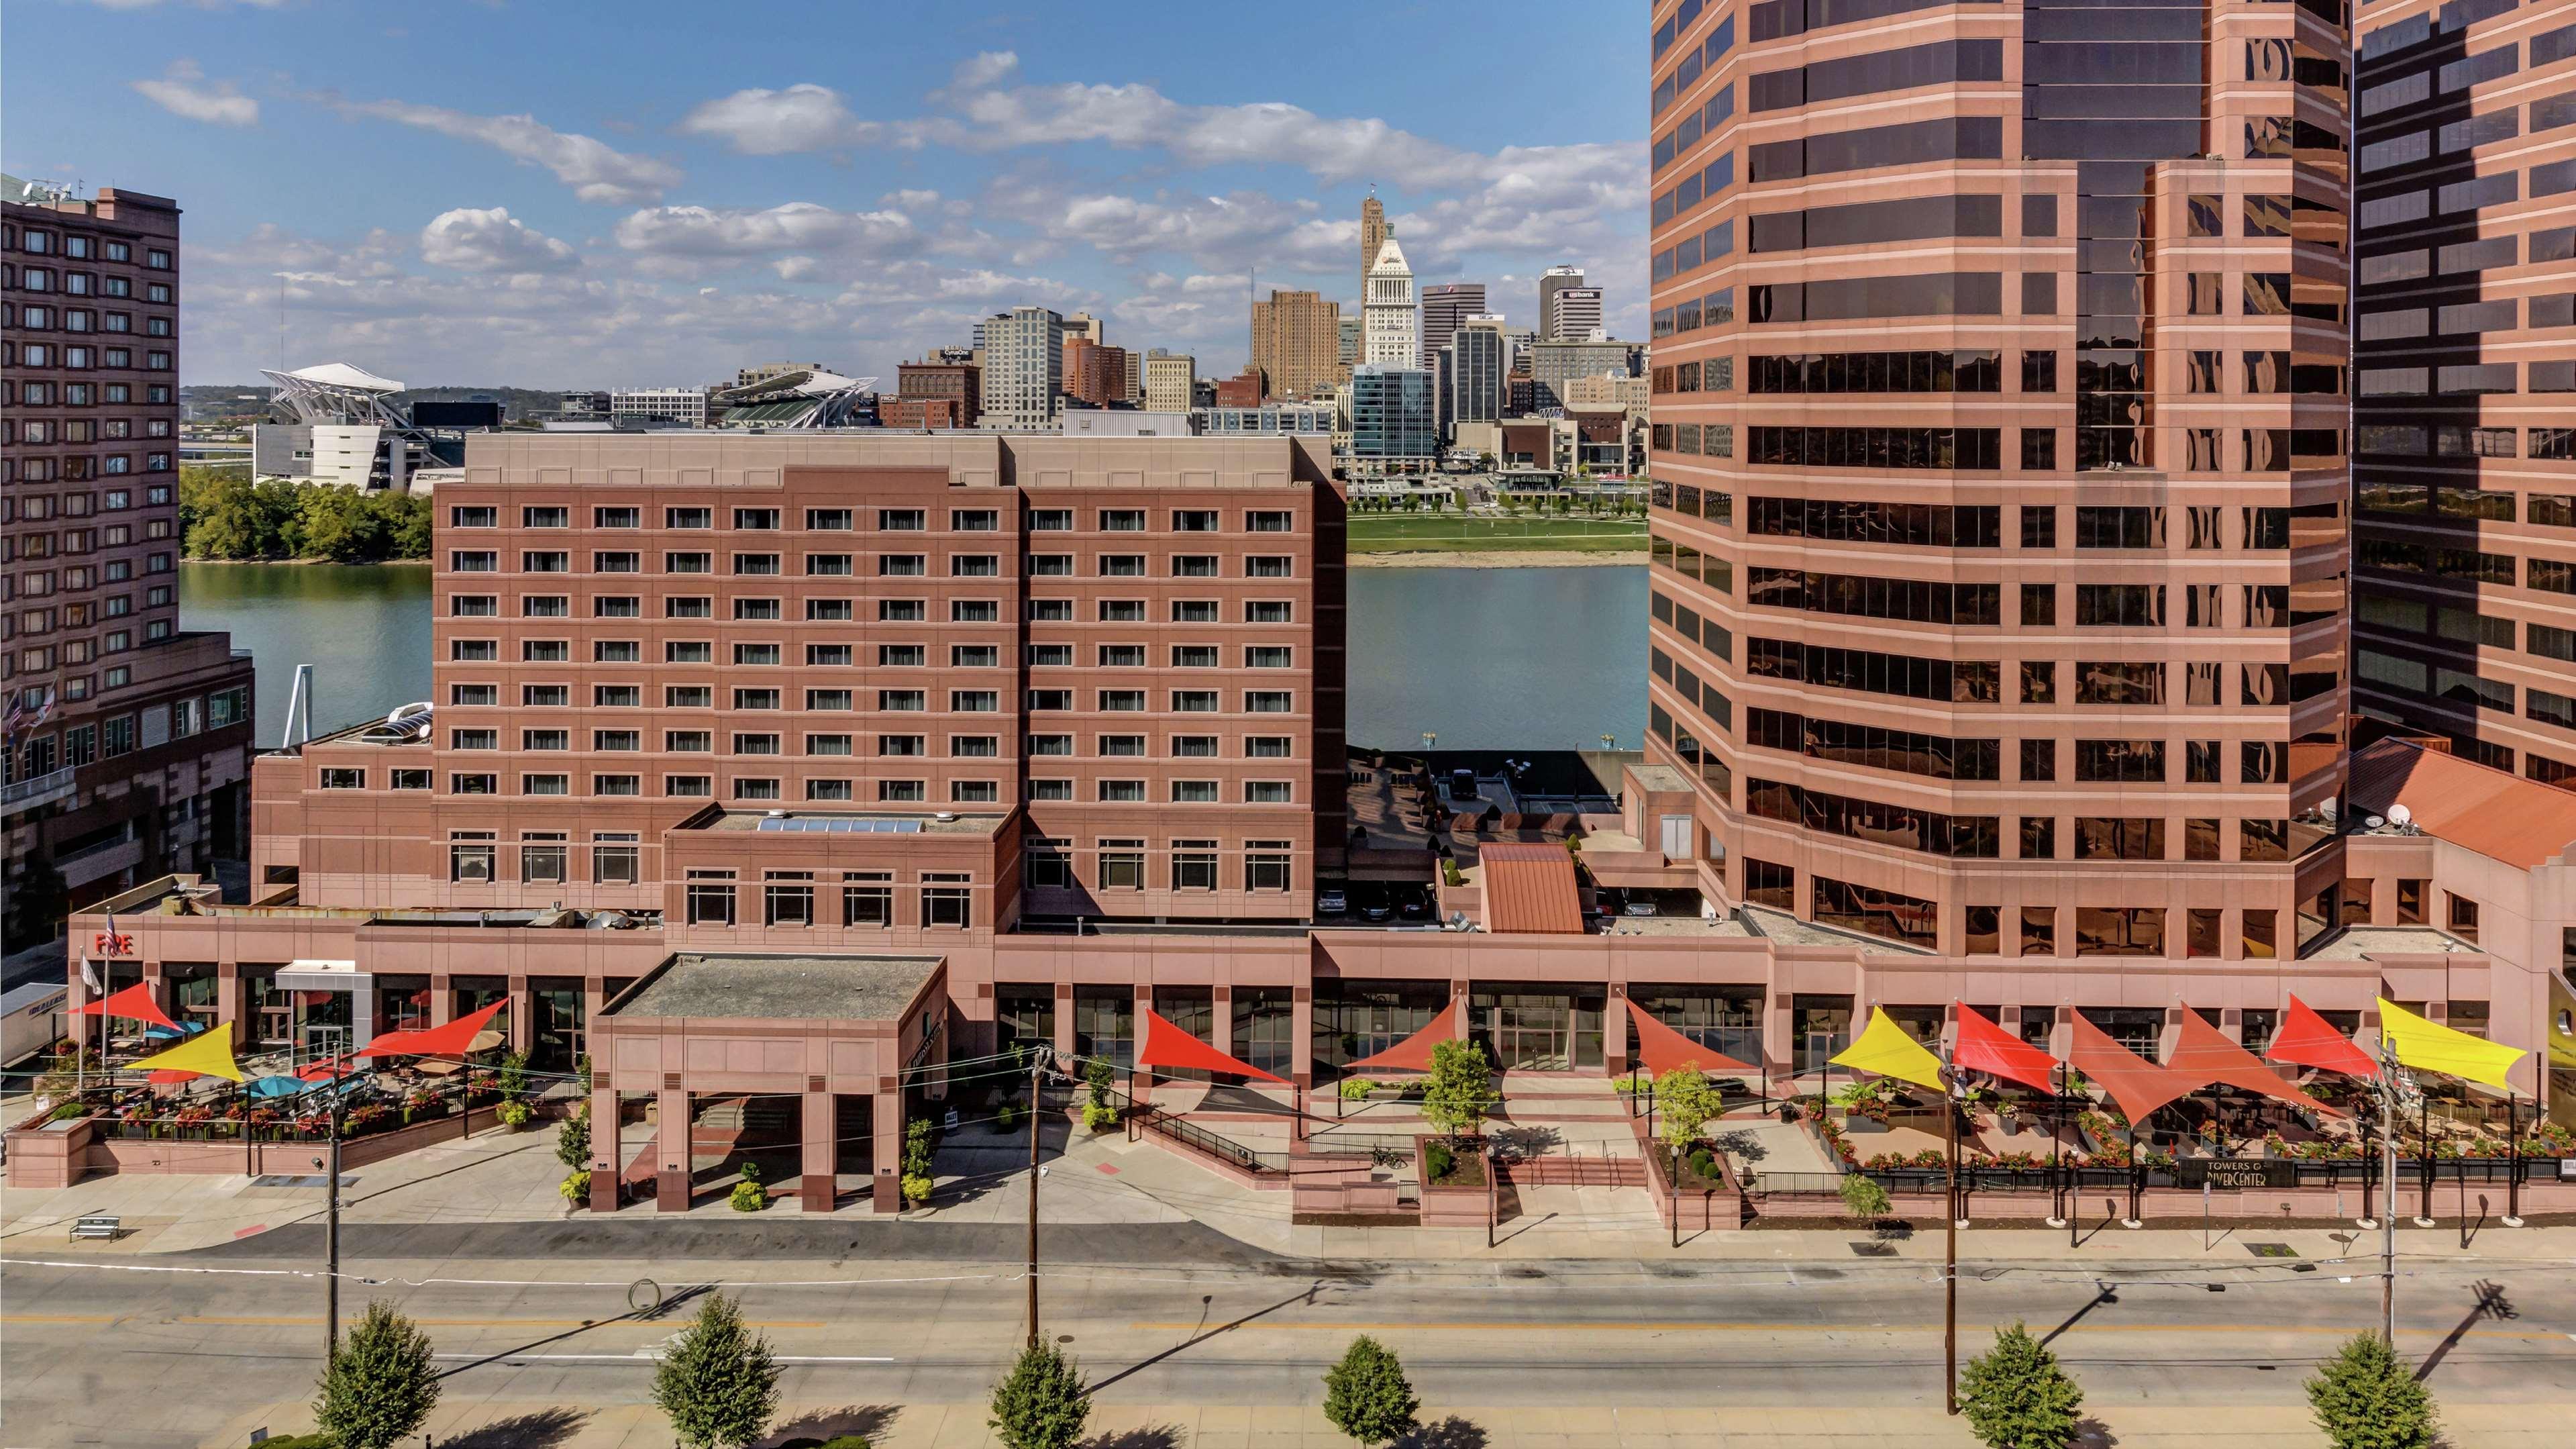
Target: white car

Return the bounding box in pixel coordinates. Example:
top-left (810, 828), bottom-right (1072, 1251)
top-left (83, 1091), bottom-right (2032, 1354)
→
top-left (1317, 888), bottom-right (1349, 915)
top-left (1622, 901), bottom-right (1659, 917)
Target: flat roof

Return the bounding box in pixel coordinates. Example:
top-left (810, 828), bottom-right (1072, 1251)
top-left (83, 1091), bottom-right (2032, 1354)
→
top-left (688, 807), bottom-right (1003, 836)
top-left (2302, 925), bottom-right (2483, 960)
top-left (610, 954), bottom-right (941, 1022)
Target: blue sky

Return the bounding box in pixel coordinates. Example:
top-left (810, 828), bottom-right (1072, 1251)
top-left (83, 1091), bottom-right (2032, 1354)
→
top-left (5, 0), bottom-right (1647, 389)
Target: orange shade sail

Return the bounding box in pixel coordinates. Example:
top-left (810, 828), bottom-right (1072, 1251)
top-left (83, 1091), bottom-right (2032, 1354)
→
top-left (2263, 994), bottom-right (2379, 1079)
top-left (1951, 1003), bottom-right (2060, 1094)
top-left (75, 982), bottom-right (181, 1034)
top-left (1624, 999), bottom-right (1757, 1075)
top-left (1136, 1008), bottom-right (1287, 1083)
top-left (2066, 1013), bottom-right (2195, 1127)
top-left (2164, 1011), bottom-right (2340, 1116)
top-left (1346, 997), bottom-right (1463, 1072)
top-left (356, 999), bottom-right (506, 1060)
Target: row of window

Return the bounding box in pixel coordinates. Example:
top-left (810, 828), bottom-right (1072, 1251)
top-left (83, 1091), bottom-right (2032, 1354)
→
top-left (1649, 285), bottom-right (1734, 340)
top-left (6, 307), bottom-right (171, 339)
top-left (2358, 158), bottom-right (2576, 230)
top-left (2359, 360), bottom-right (2576, 395)
top-left (2359, 224), bottom-right (2575, 284)
top-left (2362, 294), bottom-right (2576, 340)
top-left (452, 505), bottom-right (1298, 534)
top-left (446, 550), bottom-right (1297, 580)
top-left (451, 641), bottom-right (1298, 679)
top-left (444, 685), bottom-right (1304, 715)
top-left (7, 230), bottom-right (168, 266)
top-left (1743, 784), bottom-right (2331, 866)
top-left (11, 354), bottom-right (175, 384)
top-left (450, 591), bottom-right (1299, 621)
top-left (431, 769), bottom-right (1303, 810)
top-left (1759, 860), bottom-right (2312, 957)
top-left (2357, 535), bottom-right (2576, 595)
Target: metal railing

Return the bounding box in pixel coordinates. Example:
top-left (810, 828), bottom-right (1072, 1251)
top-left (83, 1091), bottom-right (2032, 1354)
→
top-left (1, 766), bottom-right (76, 811)
top-left (1751, 1156), bottom-right (2563, 1199)
top-left (1084, 1079), bottom-right (1288, 1175)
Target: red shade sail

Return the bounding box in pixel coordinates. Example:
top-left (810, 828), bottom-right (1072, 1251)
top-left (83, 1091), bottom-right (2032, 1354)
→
top-left (1346, 997), bottom-right (1463, 1073)
top-left (1951, 1003), bottom-right (2061, 1094)
top-left (2164, 1011), bottom-right (2340, 1117)
top-left (1624, 1000), bottom-right (1757, 1076)
top-left (2263, 994), bottom-right (2379, 1079)
top-left (75, 982), bottom-right (181, 1034)
top-left (2066, 1013), bottom-right (2195, 1127)
top-left (356, 999), bottom-right (507, 1060)
top-left (1136, 1009), bottom-right (1287, 1084)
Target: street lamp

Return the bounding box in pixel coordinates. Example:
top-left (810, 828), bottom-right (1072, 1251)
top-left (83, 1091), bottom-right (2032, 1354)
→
top-left (1600, 734), bottom-right (1616, 751)
top-left (1421, 732), bottom-right (1437, 752)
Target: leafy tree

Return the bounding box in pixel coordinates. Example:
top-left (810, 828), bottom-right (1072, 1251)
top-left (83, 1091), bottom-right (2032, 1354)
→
top-left (1958, 1322), bottom-right (2085, 1449)
top-left (1420, 1037), bottom-right (1496, 1141)
top-left (987, 1343), bottom-right (1090, 1449)
top-left (652, 1293), bottom-right (780, 1449)
top-left (1653, 1064), bottom-right (1725, 1152)
top-left (1838, 1172), bottom-right (1892, 1219)
top-left (556, 1100), bottom-right (592, 1170)
top-left (1321, 1336), bottom-right (1420, 1445)
top-left (313, 1300), bottom-right (440, 1449)
top-left (2306, 1333), bottom-right (2438, 1449)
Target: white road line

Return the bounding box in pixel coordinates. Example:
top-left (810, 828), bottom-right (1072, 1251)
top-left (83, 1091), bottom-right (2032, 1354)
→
top-left (433, 1352), bottom-right (894, 1364)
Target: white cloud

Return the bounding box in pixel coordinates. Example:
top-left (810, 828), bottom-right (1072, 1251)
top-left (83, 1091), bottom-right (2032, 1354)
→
top-left (949, 52), bottom-right (1021, 91)
top-left (770, 255), bottom-right (821, 281)
top-left (130, 60), bottom-right (258, 127)
top-left (419, 207), bottom-right (579, 273)
top-left (611, 200), bottom-right (917, 258)
top-left (678, 84), bottom-right (883, 155)
top-left (336, 97), bottom-right (680, 203)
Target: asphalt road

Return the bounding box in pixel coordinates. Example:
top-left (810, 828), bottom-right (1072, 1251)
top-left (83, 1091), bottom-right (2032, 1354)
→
top-left (5, 1247), bottom-right (2572, 1447)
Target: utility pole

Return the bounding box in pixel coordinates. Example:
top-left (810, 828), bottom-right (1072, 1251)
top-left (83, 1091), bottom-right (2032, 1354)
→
top-left (2379, 1036), bottom-right (2402, 1346)
top-left (1943, 1061), bottom-right (1961, 1417)
top-left (1025, 1045), bottom-right (1045, 1350)
top-left (316, 1052), bottom-right (348, 1363)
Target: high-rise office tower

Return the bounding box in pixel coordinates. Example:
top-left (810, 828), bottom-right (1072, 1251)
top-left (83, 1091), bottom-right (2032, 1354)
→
top-left (1143, 350), bottom-right (1198, 413)
top-left (1451, 315), bottom-right (1509, 428)
top-left (1250, 289), bottom-right (1342, 401)
top-left (2351, 0), bottom-right (2576, 781)
top-left (1645, 0), bottom-right (2354, 960)
top-left (976, 305), bottom-right (1071, 430)
top-left (1363, 236), bottom-right (1419, 367)
top-left (1, 180), bottom-right (258, 923)
top-left (1063, 338), bottom-right (1131, 410)
top-left (1421, 283), bottom-right (1488, 366)
top-left (1337, 317), bottom-right (1362, 381)
top-left (1359, 193), bottom-right (1388, 311)
top-left (1539, 265), bottom-right (1602, 340)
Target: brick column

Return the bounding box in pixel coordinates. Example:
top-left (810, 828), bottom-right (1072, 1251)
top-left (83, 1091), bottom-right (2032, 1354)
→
top-left (801, 1091), bottom-right (835, 1213)
top-left (1051, 983), bottom-right (1074, 1060)
top-left (588, 1084), bottom-right (621, 1213)
top-left (429, 975), bottom-right (454, 1027)
top-left (507, 975), bottom-right (532, 1056)
top-left (872, 1081), bottom-right (903, 1213)
top-left (1605, 984), bottom-right (1630, 1077)
top-left (654, 1089), bottom-right (690, 1211)
top-left (1129, 984), bottom-right (1153, 1105)
top-left (216, 962), bottom-right (241, 1048)
top-left (1288, 986), bottom-right (1313, 1089)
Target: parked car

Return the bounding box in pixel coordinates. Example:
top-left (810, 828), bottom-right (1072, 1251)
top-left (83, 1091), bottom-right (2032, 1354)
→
top-left (1448, 768), bottom-right (1480, 799)
top-left (1623, 900), bottom-right (1659, 917)
top-left (1399, 895), bottom-right (1430, 920)
top-left (1317, 887), bottom-right (1349, 915)
top-left (1359, 892), bottom-right (1396, 921)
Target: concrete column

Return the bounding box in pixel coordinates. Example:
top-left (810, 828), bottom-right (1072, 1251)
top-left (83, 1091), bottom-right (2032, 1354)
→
top-left (588, 1084), bottom-right (621, 1213)
top-left (1051, 982), bottom-right (1074, 1060)
top-left (1130, 985), bottom-right (1153, 1105)
top-left (429, 975), bottom-right (454, 1028)
top-left (1288, 986), bottom-right (1314, 1089)
top-left (872, 1084), bottom-right (903, 1213)
top-left (216, 962), bottom-right (241, 1048)
top-left (1605, 985), bottom-right (1630, 1077)
top-left (654, 1089), bottom-right (690, 1211)
top-left (801, 1091), bottom-right (835, 1213)
top-left (507, 975), bottom-right (532, 1056)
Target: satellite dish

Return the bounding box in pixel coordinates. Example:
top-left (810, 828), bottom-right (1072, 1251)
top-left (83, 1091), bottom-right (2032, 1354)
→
top-left (2388, 804), bottom-right (2413, 828)
top-left (2365, 815), bottom-right (2385, 830)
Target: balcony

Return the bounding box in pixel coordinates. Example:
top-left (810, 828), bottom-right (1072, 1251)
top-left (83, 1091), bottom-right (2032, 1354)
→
top-left (1, 766), bottom-right (77, 817)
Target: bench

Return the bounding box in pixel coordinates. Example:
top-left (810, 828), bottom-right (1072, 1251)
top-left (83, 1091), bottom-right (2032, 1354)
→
top-left (70, 1215), bottom-right (121, 1242)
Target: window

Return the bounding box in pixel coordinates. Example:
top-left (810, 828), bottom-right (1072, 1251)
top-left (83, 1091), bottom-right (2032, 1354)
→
top-left (1246, 841), bottom-right (1292, 893)
top-left (450, 836), bottom-right (497, 883)
top-left (319, 768), bottom-right (365, 790)
top-left (921, 875), bottom-right (972, 928)
top-left (1174, 842), bottom-right (1219, 891)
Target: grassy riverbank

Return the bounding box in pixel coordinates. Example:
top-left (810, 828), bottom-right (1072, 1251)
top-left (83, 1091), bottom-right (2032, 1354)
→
top-left (1345, 514), bottom-right (1648, 556)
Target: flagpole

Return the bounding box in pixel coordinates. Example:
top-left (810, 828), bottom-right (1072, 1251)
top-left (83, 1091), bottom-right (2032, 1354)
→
top-left (1944, 1044), bottom-right (1959, 1417)
top-left (2379, 1032), bottom-right (2398, 1346)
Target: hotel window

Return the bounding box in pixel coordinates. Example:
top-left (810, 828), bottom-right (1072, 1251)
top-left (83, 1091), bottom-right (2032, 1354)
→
top-left (2447, 893), bottom-right (2479, 944)
top-left (1100, 779), bottom-right (1147, 801)
top-left (450, 835), bottom-right (497, 883)
top-left (1173, 780), bottom-right (1221, 803)
top-left (843, 872), bottom-right (894, 926)
top-left (523, 775), bottom-right (570, 795)
top-left (451, 774), bottom-right (497, 795)
top-left (593, 834), bottom-right (640, 885)
top-left (1173, 842), bottom-right (1219, 891)
top-left (1246, 781), bottom-right (1293, 803)
top-left (319, 768), bottom-right (365, 790)
top-left (1246, 841), bottom-right (1292, 893)
top-left (921, 873), bottom-right (973, 927)
top-left (685, 873), bottom-right (737, 926)
top-left (764, 877), bottom-right (816, 928)
top-left (594, 775), bottom-right (641, 797)
top-left (1098, 841), bottom-right (1146, 889)
top-left (391, 769), bottom-right (430, 791)
top-left (666, 775), bottom-right (712, 797)
top-left (521, 837), bottom-right (569, 884)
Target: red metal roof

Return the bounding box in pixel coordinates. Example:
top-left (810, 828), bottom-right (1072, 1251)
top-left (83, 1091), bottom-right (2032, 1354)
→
top-left (2347, 737), bottom-right (2576, 868)
top-left (1478, 842), bottom-right (1586, 934)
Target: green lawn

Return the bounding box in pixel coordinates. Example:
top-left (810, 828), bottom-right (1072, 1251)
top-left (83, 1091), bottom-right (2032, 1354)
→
top-left (1345, 513), bottom-right (1647, 554)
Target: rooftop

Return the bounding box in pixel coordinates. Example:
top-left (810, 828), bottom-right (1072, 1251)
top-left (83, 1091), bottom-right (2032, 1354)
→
top-left (610, 954), bottom-right (941, 1022)
top-left (2302, 925), bottom-right (2483, 961)
top-left (686, 807), bottom-right (1004, 836)
top-left (2347, 738), bottom-right (2576, 868)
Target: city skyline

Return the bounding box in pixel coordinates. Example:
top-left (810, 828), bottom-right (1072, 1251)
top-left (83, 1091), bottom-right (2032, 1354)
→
top-left (2, 0), bottom-right (1650, 389)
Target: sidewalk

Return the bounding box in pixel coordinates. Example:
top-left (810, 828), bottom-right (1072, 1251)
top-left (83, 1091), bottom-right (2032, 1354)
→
top-left (201, 1396), bottom-right (2570, 1449)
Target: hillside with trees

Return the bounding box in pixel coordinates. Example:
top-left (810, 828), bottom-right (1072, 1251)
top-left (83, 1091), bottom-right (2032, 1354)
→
top-left (179, 467), bottom-right (432, 563)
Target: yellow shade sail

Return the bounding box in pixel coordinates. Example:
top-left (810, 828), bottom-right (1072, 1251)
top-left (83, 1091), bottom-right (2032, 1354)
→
top-left (1831, 1007), bottom-right (1947, 1092)
top-left (127, 1028), bottom-right (245, 1083)
top-left (2377, 998), bottom-right (2525, 1092)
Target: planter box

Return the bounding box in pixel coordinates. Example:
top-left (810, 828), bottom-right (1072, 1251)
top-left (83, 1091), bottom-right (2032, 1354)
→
top-left (5, 1116), bottom-right (95, 1189)
top-left (1416, 1135), bottom-right (1494, 1229)
top-left (1841, 1111), bottom-right (1889, 1134)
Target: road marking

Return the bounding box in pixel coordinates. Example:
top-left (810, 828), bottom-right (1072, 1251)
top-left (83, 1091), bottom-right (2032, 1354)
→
top-left (178, 1315), bottom-right (827, 1329)
top-left (1126, 1320), bottom-right (2575, 1342)
top-left (433, 1352), bottom-right (892, 1364)
top-left (231, 1224), bottom-right (268, 1238)
top-left (0, 1313), bottom-right (117, 1324)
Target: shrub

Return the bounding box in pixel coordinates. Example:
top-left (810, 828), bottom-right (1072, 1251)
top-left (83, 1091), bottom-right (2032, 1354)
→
top-left (996, 1101), bottom-right (1018, 1132)
top-left (729, 1179), bottom-right (768, 1213)
top-left (1686, 1147), bottom-right (1718, 1182)
top-left (1654, 1065), bottom-right (1725, 1152)
top-left (556, 1101), bottom-right (591, 1170)
top-left (1321, 1335), bottom-right (1420, 1444)
top-left (1081, 1101), bottom-right (1119, 1133)
top-left (1839, 1173), bottom-right (1892, 1220)
top-left (2306, 1333), bottom-right (2438, 1449)
top-left (902, 1174), bottom-right (933, 1205)
top-left (653, 1293), bottom-right (780, 1449)
top-left (313, 1301), bottom-right (439, 1449)
top-left (46, 1102), bottom-right (89, 1123)
top-left (1423, 1140), bottom-right (1454, 1183)
top-left (560, 1169), bottom-right (592, 1203)
top-left (987, 1344), bottom-right (1089, 1449)
top-left (1339, 1078), bottom-right (1376, 1101)
top-left (1959, 1322), bottom-right (2085, 1449)
top-left (250, 1435), bottom-right (338, 1448)
top-left (498, 1101), bottom-right (534, 1130)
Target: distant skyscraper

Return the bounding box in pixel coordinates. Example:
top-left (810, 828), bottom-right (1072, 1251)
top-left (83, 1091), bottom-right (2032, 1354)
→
top-left (1363, 236), bottom-right (1419, 368)
top-left (1347, 364), bottom-right (1436, 474)
top-left (1540, 266), bottom-right (1601, 340)
top-left (1250, 289), bottom-right (1341, 401)
top-left (1359, 194), bottom-right (1388, 303)
top-left (1421, 283), bottom-right (1487, 368)
top-left (1337, 316), bottom-right (1362, 380)
top-left (1451, 315), bottom-right (1507, 428)
top-left (1143, 350), bottom-right (1197, 413)
top-left (977, 305), bottom-right (1071, 430)
top-left (1062, 337), bottom-right (1129, 409)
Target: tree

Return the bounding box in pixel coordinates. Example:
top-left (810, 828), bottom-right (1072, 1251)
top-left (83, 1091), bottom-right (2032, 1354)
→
top-left (987, 1343), bottom-right (1090, 1449)
top-left (1838, 1172), bottom-right (1892, 1220)
top-left (1653, 1064), bottom-right (1725, 1152)
top-left (2306, 1333), bottom-right (2438, 1449)
top-left (555, 1100), bottom-right (592, 1170)
top-left (313, 1301), bottom-right (440, 1449)
top-left (652, 1293), bottom-right (780, 1449)
top-left (1420, 1037), bottom-right (1496, 1141)
top-left (1322, 1336), bottom-right (1420, 1445)
top-left (1958, 1322), bottom-right (2085, 1449)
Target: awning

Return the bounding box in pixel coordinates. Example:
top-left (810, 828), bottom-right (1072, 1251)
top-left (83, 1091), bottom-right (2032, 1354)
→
top-left (356, 999), bottom-right (507, 1059)
top-left (2264, 994), bottom-right (2379, 1079)
top-left (1831, 1007), bottom-right (1945, 1092)
top-left (2378, 997), bottom-right (2526, 1092)
top-left (127, 1027), bottom-right (244, 1083)
top-left (75, 982), bottom-right (180, 1034)
top-left (274, 960), bottom-right (367, 993)
top-left (2163, 1011), bottom-right (2340, 1116)
top-left (1347, 997), bottom-right (1463, 1072)
top-left (1137, 1009), bottom-right (1286, 1083)
top-left (1953, 1003), bottom-right (2061, 1094)
top-left (2067, 1014), bottom-right (2194, 1127)
top-left (1625, 1000), bottom-right (1758, 1076)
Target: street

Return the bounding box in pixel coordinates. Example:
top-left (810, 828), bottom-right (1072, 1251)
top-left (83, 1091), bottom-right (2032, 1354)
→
top-left (5, 1242), bottom-right (2571, 1447)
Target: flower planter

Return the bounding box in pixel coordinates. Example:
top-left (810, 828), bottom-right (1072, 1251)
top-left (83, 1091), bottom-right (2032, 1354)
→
top-left (1841, 1111), bottom-right (1889, 1134)
top-left (1415, 1134), bottom-right (1492, 1229)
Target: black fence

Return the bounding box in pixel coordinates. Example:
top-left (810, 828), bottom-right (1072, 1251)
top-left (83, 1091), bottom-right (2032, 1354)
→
top-left (1754, 1156), bottom-right (2566, 1199)
top-left (1082, 1077), bottom-right (1289, 1176)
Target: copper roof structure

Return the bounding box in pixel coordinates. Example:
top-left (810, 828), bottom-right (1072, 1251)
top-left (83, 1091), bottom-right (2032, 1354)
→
top-left (2348, 738), bottom-right (2576, 870)
top-left (1478, 842), bottom-right (1586, 935)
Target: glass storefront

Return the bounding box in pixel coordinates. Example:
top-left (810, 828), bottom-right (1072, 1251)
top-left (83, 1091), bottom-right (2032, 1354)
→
top-left (1232, 987), bottom-right (1297, 1080)
top-left (1634, 989), bottom-right (1765, 1066)
top-left (1312, 981), bottom-right (1447, 1080)
top-left (995, 987), bottom-right (1055, 1056)
top-left (1791, 994), bottom-right (1853, 1072)
top-left (1072, 987), bottom-right (1133, 1068)
top-left (532, 980), bottom-right (584, 1073)
top-left (1471, 989), bottom-right (1606, 1072)
top-left (1152, 989), bottom-right (1215, 1083)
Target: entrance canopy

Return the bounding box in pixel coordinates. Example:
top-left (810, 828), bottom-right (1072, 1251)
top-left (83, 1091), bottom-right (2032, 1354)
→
top-left (2378, 997), bottom-right (2526, 1091)
top-left (358, 998), bottom-right (506, 1060)
top-left (1348, 996), bottom-right (1463, 1072)
top-left (2066, 1013), bottom-right (2194, 1127)
top-left (1625, 999), bottom-right (1757, 1075)
top-left (1831, 1007), bottom-right (1946, 1092)
top-left (76, 982), bottom-right (180, 1034)
top-left (2263, 994), bottom-right (2379, 1079)
top-left (1953, 1004), bottom-right (2059, 1094)
top-left (2164, 1011), bottom-right (2339, 1116)
top-left (1137, 1009), bottom-right (1286, 1083)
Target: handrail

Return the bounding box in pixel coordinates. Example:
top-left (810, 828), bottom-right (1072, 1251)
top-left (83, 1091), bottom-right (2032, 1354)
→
top-left (1, 766), bottom-right (76, 809)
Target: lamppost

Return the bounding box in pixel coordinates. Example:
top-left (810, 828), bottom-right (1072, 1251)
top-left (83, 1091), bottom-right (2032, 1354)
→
top-left (1024, 1043), bottom-right (1053, 1350)
top-left (2373, 1036), bottom-right (2422, 1346)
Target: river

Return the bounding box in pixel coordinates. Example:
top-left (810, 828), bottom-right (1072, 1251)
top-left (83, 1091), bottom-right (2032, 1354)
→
top-left (181, 561), bottom-right (1647, 752)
